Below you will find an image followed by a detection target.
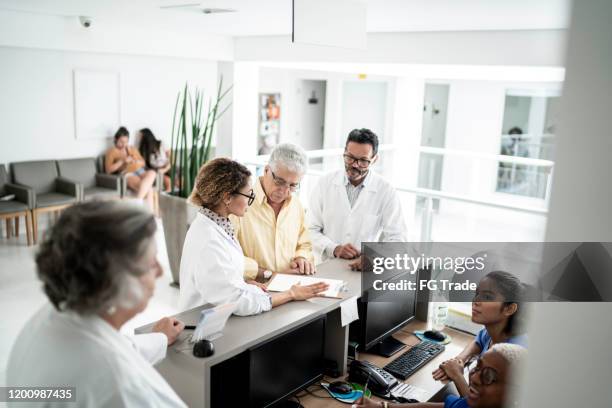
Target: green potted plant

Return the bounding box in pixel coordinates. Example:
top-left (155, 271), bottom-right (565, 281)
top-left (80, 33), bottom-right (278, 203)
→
top-left (160, 79), bottom-right (231, 285)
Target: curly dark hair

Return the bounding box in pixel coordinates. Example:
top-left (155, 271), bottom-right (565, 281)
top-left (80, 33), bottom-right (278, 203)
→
top-left (189, 158), bottom-right (252, 209)
top-left (35, 201), bottom-right (157, 315)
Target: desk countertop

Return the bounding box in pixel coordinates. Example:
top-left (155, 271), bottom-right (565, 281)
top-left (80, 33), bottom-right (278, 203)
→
top-left (137, 258), bottom-right (360, 369)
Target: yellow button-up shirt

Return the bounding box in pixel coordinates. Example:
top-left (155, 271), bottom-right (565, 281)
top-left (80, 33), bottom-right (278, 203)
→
top-left (230, 176), bottom-right (314, 280)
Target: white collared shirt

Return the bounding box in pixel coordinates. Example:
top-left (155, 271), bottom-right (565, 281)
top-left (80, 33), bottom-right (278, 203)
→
top-left (308, 169), bottom-right (408, 261)
top-left (179, 212), bottom-right (272, 316)
top-left (7, 304), bottom-right (186, 408)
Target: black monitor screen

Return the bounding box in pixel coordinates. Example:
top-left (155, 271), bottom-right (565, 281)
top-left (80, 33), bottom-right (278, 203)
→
top-left (363, 271), bottom-right (417, 350)
top-left (249, 316), bottom-right (325, 407)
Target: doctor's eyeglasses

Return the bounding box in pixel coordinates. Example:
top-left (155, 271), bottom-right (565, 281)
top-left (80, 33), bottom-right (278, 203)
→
top-left (233, 189), bottom-right (255, 206)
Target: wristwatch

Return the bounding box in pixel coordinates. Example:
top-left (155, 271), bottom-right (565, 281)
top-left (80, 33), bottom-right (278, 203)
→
top-left (263, 270), bottom-right (273, 279)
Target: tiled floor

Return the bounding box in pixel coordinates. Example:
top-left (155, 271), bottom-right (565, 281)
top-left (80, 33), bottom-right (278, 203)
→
top-left (0, 217), bottom-right (181, 388)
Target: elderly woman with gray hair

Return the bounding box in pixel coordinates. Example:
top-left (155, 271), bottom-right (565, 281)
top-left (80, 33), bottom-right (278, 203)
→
top-left (230, 143), bottom-right (317, 283)
top-left (7, 201), bottom-right (186, 407)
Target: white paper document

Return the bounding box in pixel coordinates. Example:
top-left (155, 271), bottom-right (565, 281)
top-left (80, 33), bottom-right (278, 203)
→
top-left (340, 295), bottom-right (359, 327)
top-left (266, 274), bottom-right (346, 298)
top-left (191, 302), bottom-right (237, 342)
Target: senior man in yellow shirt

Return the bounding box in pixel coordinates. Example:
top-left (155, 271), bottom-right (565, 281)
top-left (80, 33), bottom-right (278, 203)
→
top-left (230, 143), bottom-right (315, 283)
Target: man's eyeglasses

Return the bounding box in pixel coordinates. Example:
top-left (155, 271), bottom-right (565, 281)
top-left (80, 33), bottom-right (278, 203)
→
top-left (343, 153), bottom-right (373, 168)
top-left (270, 170), bottom-right (300, 192)
top-left (233, 189), bottom-right (255, 206)
top-left (465, 356), bottom-right (499, 386)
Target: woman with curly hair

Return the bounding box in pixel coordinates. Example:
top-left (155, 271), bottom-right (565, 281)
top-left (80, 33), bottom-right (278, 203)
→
top-left (179, 157), bottom-right (328, 316)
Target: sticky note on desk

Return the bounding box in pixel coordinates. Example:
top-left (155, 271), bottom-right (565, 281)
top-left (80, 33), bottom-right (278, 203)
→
top-left (340, 295), bottom-right (359, 327)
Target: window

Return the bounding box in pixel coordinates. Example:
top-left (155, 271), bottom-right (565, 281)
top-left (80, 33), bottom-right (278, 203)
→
top-left (496, 90), bottom-right (560, 199)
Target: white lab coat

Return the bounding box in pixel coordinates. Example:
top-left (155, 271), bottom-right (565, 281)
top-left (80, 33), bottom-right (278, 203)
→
top-left (179, 212), bottom-right (272, 316)
top-left (308, 170), bottom-right (408, 261)
top-left (7, 304), bottom-right (186, 408)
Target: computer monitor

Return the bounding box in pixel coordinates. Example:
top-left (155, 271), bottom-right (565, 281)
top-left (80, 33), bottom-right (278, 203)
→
top-left (249, 316), bottom-right (325, 407)
top-left (211, 315), bottom-right (326, 407)
top-left (350, 269), bottom-right (422, 357)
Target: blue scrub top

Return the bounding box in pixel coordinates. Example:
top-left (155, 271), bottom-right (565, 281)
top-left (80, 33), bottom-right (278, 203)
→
top-left (475, 328), bottom-right (528, 353)
top-left (445, 395), bottom-right (470, 408)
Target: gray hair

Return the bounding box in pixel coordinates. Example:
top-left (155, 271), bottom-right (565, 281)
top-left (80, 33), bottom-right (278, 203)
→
top-left (269, 143), bottom-right (308, 174)
top-left (490, 343), bottom-right (527, 365)
top-left (36, 201), bottom-right (157, 315)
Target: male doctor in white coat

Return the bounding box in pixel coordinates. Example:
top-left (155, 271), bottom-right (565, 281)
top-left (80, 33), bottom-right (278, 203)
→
top-left (308, 128), bottom-right (407, 270)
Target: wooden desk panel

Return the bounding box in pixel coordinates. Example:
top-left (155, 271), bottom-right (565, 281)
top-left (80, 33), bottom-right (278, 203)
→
top-left (301, 320), bottom-right (472, 407)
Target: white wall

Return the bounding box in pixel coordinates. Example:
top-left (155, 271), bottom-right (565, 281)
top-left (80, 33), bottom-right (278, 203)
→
top-left (235, 30), bottom-right (567, 66)
top-left (341, 81), bottom-right (388, 141)
top-left (520, 2), bottom-right (612, 405)
top-left (0, 47), bottom-right (218, 165)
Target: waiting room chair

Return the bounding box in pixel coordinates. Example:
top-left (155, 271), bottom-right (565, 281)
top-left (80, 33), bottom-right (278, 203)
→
top-left (57, 157), bottom-right (121, 201)
top-left (0, 164), bottom-right (34, 245)
top-left (10, 160), bottom-right (79, 244)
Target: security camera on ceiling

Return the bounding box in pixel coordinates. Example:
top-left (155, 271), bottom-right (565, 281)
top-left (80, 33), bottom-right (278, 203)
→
top-left (79, 16), bottom-right (93, 28)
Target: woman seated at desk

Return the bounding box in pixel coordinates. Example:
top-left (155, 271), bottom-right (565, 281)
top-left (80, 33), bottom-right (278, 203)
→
top-left (354, 343), bottom-right (527, 408)
top-left (7, 201), bottom-right (186, 407)
top-left (432, 271), bottom-right (528, 397)
top-left (179, 158), bottom-right (328, 316)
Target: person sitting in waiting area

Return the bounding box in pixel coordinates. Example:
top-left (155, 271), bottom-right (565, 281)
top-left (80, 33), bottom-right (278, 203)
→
top-left (105, 126), bottom-right (157, 209)
top-left (179, 158), bottom-right (328, 315)
top-left (308, 128), bottom-right (407, 270)
top-left (354, 343), bottom-right (527, 408)
top-left (7, 201), bottom-right (186, 407)
top-left (138, 128), bottom-right (171, 192)
top-left (230, 143), bottom-right (316, 282)
top-left (432, 271), bottom-right (528, 398)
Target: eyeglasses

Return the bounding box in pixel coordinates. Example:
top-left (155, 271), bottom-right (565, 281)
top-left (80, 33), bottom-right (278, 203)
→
top-left (233, 189), bottom-right (255, 206)
top-left (270, 170), bottom-right (300, 192)
top-left (343, 153), bottom-right (373, 168)
top-left (466, 356), bottom-right (499, 386)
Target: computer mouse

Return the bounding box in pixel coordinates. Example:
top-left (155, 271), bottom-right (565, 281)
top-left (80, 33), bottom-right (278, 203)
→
top-left (193, 339), bottom-right (214, 358)
top-left (328, 381), bottom-right (353, 394)
top-left (423, 330), bottom-right (445, 342)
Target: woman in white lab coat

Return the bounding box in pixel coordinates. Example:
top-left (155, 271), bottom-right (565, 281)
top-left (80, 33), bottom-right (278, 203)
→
top-left (179, 158), bottom-right (328, 315)
top-left (7, 201), bottom-right (186, 407)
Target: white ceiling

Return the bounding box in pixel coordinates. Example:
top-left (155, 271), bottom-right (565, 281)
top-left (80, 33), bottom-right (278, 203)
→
top-left (0, 0), bottom-right (572, 37)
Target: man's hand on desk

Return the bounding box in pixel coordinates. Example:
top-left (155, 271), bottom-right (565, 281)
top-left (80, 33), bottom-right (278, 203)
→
top-left (152, 317), bottom-right (185, 346)
top-left (290, 256), bottom-right (316, 275)
top-left (334, 243), bottom-right (361, 259)
top-left (349, 256), bottom-right (363, 271)
top-left (289, 282), bottom-right (329, 300)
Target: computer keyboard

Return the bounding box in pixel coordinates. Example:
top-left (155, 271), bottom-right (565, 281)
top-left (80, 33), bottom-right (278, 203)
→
top-left (383, 341), bottom-right (445, 380)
